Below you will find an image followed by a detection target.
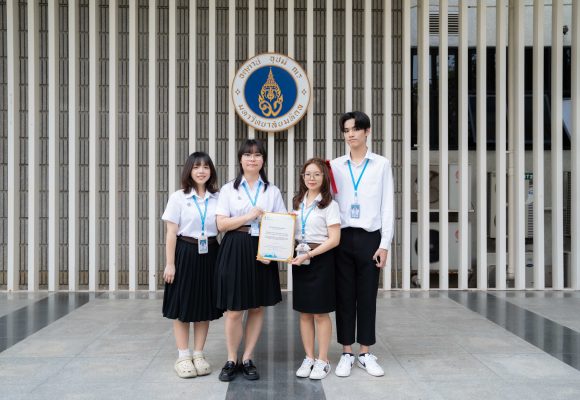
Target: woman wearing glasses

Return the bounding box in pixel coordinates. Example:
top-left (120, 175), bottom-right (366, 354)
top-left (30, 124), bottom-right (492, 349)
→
top-left (215, 139), bottom-right (286, 382)
top-left (292, 158), bottom-right (341, 380)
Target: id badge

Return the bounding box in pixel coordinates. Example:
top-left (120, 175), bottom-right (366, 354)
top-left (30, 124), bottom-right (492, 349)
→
top-left (250, 220), bottom-right (260, 236)
top-left (350, 203), bottom-right (361, 219)
top-left (198, 234), bottom-right (209, 254)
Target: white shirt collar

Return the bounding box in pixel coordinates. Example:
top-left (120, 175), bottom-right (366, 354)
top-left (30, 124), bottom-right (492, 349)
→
top-left (302, 193), bottom-right (323, 206)
top-left (240, 176), bottom-right (264, 189)
top-left (343, 148), bottom-right (375, 164)
top-left (184, 189), bottom-right (216, 200)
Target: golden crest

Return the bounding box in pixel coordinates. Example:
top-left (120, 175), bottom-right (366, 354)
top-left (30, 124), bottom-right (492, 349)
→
top-left (258, 68), bottom-right (284, 117)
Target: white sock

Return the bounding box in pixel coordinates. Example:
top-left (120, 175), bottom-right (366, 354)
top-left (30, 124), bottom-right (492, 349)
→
top-left (193, 350), bottom-right (204, 357)
top-left (178, 348), bottom-right (191, 359)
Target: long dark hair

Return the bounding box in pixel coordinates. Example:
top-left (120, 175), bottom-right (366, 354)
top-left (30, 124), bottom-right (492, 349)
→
top-left (292, 158), bottom-right (333, 211)
top-left (233, 139), bottom-right (270, 191)
top-left (181, 152), bottom-right (219, 195)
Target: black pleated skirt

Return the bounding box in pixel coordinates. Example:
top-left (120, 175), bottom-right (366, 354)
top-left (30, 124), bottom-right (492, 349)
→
top-left (292, 248), bottom-right (336, 313)
top-left (162, 238), bottom-right (223, 322)
top-left (215, 231), bottom-right (282, 311)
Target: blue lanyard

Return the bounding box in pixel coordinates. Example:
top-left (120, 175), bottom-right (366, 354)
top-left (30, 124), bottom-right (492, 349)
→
top-left (347, 159), bottom-right (370, 198)
top-left (300, 200), bottom-right (318, 239)
top-left (193, 196), bottom-right (209, 234)
top-left (242, 181), bottom-right (262, 207)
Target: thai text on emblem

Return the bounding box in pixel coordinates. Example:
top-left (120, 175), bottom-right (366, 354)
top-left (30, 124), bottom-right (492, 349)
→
top-left (258, 68), bottom-right (284, 117)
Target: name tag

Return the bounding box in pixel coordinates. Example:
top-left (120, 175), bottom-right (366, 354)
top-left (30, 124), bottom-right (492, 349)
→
top-left (250, 220), bottom-right (260, 236)
top-left (198, 234), bottom-right (208, 254)
top-left (350, 203), bottom-right (361, 219)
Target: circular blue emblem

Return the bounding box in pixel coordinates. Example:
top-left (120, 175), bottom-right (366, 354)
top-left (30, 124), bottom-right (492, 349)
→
top-left (232, 53), bottom-right (311, 132)
top-left (244, 66), bottom-right (297, 119)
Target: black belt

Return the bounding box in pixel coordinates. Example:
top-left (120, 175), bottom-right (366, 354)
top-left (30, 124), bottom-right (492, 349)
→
top-left (295, 241), bottom-right (321, 250)
top-left (178, 236), bottom-right (218, 245)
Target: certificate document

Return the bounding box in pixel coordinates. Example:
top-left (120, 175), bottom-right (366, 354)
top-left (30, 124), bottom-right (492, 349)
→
top-left (257, 212), bottom-right (297, 263)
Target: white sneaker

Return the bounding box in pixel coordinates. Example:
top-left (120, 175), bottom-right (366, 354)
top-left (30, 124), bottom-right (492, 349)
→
top-left (357, 353), bottom-right (385, 377)
top-left (334, 353), bottom-right (355, 377)
top-left (309, 359), bottom-right (331, 380)
top-left (296, 357), bottom-right (315, 378)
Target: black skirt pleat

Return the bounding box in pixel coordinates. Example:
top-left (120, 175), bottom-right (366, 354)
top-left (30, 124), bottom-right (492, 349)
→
top-left (162, 238), bottom-right (223, 322)
top-left (215, 231), bottom-right (282, 311)
top-left (292, 248), bottom-right (336, 313)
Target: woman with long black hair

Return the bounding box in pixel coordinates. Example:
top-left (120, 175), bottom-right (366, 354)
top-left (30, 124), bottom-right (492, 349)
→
top-left (214, 139), bottom-right (286, 382)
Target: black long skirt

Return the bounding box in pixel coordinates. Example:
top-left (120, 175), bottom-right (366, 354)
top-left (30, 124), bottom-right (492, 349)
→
top-left (292, 248), bottom-right (336, 314)
top-left (162, 238), bottom-right (223, 322)
top-left (215, 231), bottom-right (282, 311)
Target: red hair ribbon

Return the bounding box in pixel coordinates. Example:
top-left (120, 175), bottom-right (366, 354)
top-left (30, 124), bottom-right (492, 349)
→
top-left (325, 160), bottom-right (338, 194)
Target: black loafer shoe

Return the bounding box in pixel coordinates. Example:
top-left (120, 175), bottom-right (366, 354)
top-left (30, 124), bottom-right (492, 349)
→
top-left (219, 361), bottom-right (238, 382)
top-left (242, 359), bottom-right (260, 380)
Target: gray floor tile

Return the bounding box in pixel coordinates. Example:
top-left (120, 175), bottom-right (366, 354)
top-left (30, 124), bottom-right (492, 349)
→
top-left (454, 333), bottom-right (543, 354)
top-left (382, 335), bottom-right (468, 356)
top-left (427, 379), bottom-right (544, 400)
top-left (397, 354), bottom-right (499, 381)
top-left (0, 356), bottom-right (72, 385)
top-left (322, 378), bottom-right (442, 400)
top-left (79, 335), bottom-right (165, 358)
top-left (134, 381), bottom-right (229, 400)
top-left (28, 382), bottom-right (134, 400)
top-left (523, 380), bottom-right (580, 400)
top-left (474, 353), bottom-right (580, 382)
top-left (48, 355), bottom-right (154, 384)
top-left (0, 336), bottom-right (95, 358)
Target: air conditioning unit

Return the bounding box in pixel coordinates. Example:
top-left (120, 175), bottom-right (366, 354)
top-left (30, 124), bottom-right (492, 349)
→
top-left (410, 222), bottom-right (471, 271)
top-left (448, 163), bottom-right (472, 211)
top-left (411, 163), bottom-right (470, 211)
top-left (411, 165), bottom-right (440, 210)
top-left (488, 172), bottom-right (534, 239)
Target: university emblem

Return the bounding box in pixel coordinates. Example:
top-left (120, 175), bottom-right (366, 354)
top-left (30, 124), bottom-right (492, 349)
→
top-left (232, 53), bottom-right (311, 132)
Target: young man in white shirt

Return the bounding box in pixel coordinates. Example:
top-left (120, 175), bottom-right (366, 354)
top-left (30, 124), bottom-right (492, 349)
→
top-left (330, 111), bottom-right (395, 378)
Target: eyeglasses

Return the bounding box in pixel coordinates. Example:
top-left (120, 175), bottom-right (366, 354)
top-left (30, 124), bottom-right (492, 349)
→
top-left (302, 173), bottom-right (323, 180)
top-left (242, 153), bottom-right (264, 160)
top-left (342, 127), bottom-right (362, 134)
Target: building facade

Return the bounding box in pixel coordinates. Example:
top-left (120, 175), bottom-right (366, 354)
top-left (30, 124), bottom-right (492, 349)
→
top-left (0, 0), bottom-right (578, 292)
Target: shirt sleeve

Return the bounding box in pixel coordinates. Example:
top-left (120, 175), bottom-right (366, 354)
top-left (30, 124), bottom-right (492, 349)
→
top-left (379, 159), bottom-right (395, 250)
top-left (215, 185), bottom-right (231, 217)
top-left (161, 192), bottom-right (181, 225)
top-left (326, 201), bottom-right (341, 226)
top-left (271, 186), bottom-right (287, 213)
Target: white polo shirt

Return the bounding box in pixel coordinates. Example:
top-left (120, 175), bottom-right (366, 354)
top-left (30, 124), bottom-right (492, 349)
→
top-left (215, 177), bottom-right (287, 218)
top-left (293, 194), bottom-right (341, 244)
top-left (162, 189), bottom-right (219, 238)
top-left (330, 149), bottom-right (395, 250)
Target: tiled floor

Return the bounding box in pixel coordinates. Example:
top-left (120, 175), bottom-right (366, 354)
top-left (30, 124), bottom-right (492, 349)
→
top-left (1, 291), bottom-right (580, 399)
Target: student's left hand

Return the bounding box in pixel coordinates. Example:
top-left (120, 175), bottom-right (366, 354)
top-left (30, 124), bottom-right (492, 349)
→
top-left (292, 253), bottom-right (310, 266)
top-left (373, 248), bottom-right (388, 268)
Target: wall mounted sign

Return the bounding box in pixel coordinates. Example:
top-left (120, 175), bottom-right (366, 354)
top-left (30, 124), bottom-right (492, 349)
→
top-left (232, 53), bottom-right (311, 132)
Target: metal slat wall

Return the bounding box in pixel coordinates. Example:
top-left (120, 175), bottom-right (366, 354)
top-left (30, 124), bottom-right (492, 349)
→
top-left (0, 0), bottom-right (7, 287)
top-left (1, 0), bottom-right (577, 292)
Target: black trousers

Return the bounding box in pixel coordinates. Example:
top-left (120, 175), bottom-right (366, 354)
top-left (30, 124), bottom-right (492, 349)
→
top-left (335, 228), bottom-right (381, 346)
